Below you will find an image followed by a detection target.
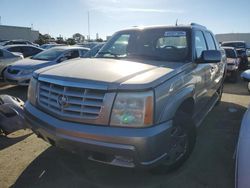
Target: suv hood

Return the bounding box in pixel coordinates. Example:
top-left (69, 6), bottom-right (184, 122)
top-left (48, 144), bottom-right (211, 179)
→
top-left (37, 58), bottom-right (189, 90)
top-left (10, 58), bottom-right (53, 70)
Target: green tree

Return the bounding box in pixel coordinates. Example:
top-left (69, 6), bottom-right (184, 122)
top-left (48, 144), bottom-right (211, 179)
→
top-left (72, 33), bottom-right (85, 43)
top-left (66, 38), bottom-right (76, 45)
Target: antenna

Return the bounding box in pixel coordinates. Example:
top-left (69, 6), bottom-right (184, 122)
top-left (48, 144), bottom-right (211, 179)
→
top-left (175, 19), bottom-right (178, 26)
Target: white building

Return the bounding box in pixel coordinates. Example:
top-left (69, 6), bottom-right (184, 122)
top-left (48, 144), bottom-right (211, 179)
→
top-left (215, 33), bottom-right (250, 45)
top-left (0, 25), bottom-right (39, 42)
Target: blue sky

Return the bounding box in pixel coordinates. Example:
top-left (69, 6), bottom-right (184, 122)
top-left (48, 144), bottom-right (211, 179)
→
top-left (0, 0), bottom-right (250, 39)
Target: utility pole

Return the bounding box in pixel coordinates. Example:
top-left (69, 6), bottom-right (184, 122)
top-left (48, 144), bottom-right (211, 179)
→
top-left (88, 11), bottom-right (90, 41)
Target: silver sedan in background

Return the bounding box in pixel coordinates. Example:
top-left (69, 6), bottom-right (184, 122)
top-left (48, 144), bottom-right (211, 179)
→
top-left (0, 48), bottom-right (23, 78)
top-left (4, 46), bottom-right (89, 85)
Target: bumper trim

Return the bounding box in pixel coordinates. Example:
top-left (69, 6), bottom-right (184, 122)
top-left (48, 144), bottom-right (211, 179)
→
top-left (24, 102), bottom-right (173, 168)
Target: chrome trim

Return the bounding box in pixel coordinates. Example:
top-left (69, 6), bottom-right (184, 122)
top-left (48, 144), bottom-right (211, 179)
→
top-left (38, 76), bottom-right (108, 90)
top-left (37, 79), bottom-right (114, 125)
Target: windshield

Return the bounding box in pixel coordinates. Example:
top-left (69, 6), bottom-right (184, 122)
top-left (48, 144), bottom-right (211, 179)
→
top-left (225, 49), bottom-right (237, 58)
top-left (221, 42), bottom-right (245, 49)
top-left (32, 48), bottom-right (65, 61)
top-left (97, 29), bottom-right (191, 62)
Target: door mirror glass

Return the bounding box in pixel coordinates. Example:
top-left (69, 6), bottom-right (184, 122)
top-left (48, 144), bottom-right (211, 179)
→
top-left (197, 50), bottom-right (221, 64)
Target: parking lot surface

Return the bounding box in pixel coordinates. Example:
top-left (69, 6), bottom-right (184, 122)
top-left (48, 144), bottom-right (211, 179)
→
top-left (0, 80), bottom-right (249, 188)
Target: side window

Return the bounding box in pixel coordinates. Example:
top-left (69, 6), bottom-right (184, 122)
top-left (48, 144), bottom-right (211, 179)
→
top-left (30, 47), bottom-right (42, 55)
top-left (195, 31), bottom-right (207, 58)
top-left (109, 34), bottom-right (130, 55)
top-left (8, 47), bottom-right (21, 53)
top-left (64, 50), bottom-right (79, 60)
top-left (0, 50), bottom-right (3, 57)
top-left (21, 47), bottom-right (32, 57)
top-left (79, 49), bottom-right (88, 57)
top-left (204, 32), bottom-right (216, 50)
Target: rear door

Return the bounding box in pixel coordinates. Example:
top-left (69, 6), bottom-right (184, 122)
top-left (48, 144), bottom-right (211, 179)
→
top-left (203, 31), bottom-right (223, 98)
top-left (193, 30), bottom-right (211, 114)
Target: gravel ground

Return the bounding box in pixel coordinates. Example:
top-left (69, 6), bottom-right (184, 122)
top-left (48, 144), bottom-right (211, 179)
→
top-left (0, 80), bottom-right (249, 188)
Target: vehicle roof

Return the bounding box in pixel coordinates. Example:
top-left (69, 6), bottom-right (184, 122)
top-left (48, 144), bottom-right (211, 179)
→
top-left (3, 44), bottom-right (43, 49)
top-left (117, 23), bottom-right (209, 33)
top-left (221, 46), bottom-right (236, 50)
top-left (222, 41), bottom-right (245, 44)
top-left (7, 39), bottom-right (30, 41)
top-left (51, 46), bottom-right (90, 51)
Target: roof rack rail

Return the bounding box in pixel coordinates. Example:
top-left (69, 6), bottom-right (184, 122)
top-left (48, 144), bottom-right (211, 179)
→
top-left (190, 23), bottom-right (207, 29)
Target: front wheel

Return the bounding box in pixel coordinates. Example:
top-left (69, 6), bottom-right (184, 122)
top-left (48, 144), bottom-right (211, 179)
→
top-left (151, 111), bottom-right (196, 174)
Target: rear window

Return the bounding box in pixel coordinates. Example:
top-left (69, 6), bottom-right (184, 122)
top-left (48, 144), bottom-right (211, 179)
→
top-left (222, 42), bottom-right (245, 48)
top-left (224, 49), bottom-right (237, 58)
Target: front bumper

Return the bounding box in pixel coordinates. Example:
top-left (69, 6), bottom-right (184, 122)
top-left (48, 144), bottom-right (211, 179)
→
top-left (24, 102), bottom-right (173, 168)
top-left (3, 71), bottom-right (32, 86)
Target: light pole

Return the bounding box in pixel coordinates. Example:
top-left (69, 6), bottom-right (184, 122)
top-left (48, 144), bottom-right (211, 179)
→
top-left (88, 11), bottom-right (90, 41)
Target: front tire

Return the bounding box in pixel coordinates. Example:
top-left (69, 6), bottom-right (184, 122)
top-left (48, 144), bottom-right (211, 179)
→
top-left (151, 111), bottom-right (196, 174)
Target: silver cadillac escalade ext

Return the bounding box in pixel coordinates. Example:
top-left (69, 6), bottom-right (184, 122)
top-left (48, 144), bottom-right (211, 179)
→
top-left (24, 23), bottom-right (226, 172)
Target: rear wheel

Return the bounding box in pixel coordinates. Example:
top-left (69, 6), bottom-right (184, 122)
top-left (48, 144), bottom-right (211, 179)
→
top-left (151, 111), bottom-right (196, 174)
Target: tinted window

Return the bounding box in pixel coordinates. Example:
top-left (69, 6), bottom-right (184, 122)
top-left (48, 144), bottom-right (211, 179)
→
top-left (21, 47), bottom-right (33, 57)
top-left (13, 41), bottom-right (27, 45)
top-left (221, 42), bottom-right (245, 48)
top-left (64, 50), bottom-right (79, 59)
top-left (204, 32), bottom-right (216, 50)
top-left (225, 49), bottom-right (237, 58)
top-left (98, 29), bottom-right (190, 62)
top-left (195, 31), bottom-right (207, 58)
top-left (0, 50), bottom-right (3, 57)
top-left (7, 47), bottom-right (21, 53)
top-left (32, 48), bottom-right (65, 61)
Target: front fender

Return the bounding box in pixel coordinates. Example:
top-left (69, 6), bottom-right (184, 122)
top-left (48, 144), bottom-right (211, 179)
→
top-left (157, 85), bottom-right (195, 124)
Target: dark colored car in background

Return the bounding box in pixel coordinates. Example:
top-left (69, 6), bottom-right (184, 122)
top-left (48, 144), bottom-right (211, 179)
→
top-left (1, 39), bottom-right (39, 47)
top-left (221, 41), bottom-right (249, 70)
top-left (3, 45), bottom-right (44, 58)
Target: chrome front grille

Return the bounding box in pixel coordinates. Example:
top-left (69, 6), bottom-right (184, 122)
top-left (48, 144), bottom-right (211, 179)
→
top-left (38, 80), bottom-right (106, 122)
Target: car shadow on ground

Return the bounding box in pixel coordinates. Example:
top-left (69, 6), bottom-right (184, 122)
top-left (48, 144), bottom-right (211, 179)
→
top-left (0, 132), bottom-right (33, 150)
top-left (11, 101), bottom-right (247, 188)
top-left (223, 74), bottom-right (250, 96)
top-left (0, 85), bottom-right (27, 101)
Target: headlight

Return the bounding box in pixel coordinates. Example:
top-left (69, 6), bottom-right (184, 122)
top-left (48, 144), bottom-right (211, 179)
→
top-left (28, 77), bottom-right (38, 106)
top-left (21, 69), bottom-right (34, 75)
top-left (110, 91), bottom-right (154, 127)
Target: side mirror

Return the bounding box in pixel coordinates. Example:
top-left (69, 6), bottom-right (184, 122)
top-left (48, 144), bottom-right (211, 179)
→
top-left (198, 50), bottom-right (222, 63)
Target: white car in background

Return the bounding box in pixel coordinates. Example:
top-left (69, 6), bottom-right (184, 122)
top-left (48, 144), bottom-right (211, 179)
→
top-left (0, 48), bottom-right (23, 78)
top-left (4, 46), bottom-right (89, 85)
